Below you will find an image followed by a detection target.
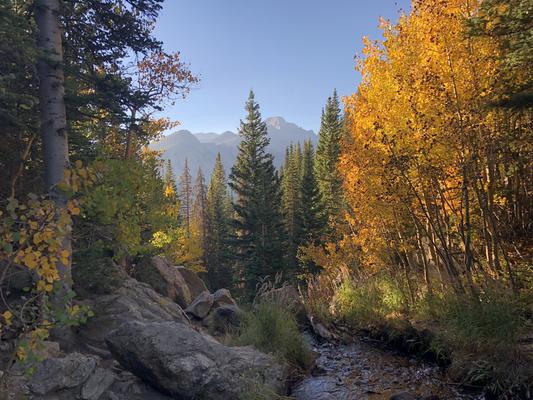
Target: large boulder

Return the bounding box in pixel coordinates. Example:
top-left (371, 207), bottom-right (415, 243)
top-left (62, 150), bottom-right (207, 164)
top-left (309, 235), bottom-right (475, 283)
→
top-left (80, 367), bottom-right (115, 400)
top-left (205, 304), bottom-right (244, 335)
top-left (176, 265), bottom-right (208, 300)
top-left (185, 291), bottom-right (214, 319)
top-left (9, 354), bottom-right (172, 400)
top-left (76, 276), bottom-right (187, 354)
top-left (212, 288), bottom-right (237, 308)
top-left (28, 353), bottom-right (97, 395)
top-left (106, 321), bottom-right (289, 400)
top-left (132, 256), bottom-right (193, 308)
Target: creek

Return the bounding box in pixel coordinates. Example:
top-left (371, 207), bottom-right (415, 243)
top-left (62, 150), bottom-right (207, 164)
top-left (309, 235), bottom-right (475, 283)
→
top-left (291, 335), bottom-right (485, 400)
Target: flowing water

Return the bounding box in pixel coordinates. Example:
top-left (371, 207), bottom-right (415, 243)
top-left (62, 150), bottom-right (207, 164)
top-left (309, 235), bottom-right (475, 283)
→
top-left (291, 336), bottom-right (485, 400)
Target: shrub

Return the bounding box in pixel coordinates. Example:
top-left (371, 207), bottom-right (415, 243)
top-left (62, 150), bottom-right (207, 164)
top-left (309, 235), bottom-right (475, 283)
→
top-left (440, 292), bottom-right (523, 351)
top-left (233, 302), bottom-right (314, 372)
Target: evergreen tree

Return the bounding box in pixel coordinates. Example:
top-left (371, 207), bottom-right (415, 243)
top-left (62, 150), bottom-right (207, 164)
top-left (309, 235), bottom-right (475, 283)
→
top-left (206, 153), bottom-right (233, 290)
top-left (163, 159), bottom-right (177, 197)
top-left (192, 167), bottom-right (209, 269)
top-left (229, 91), bottom-right (284, 298)
top-left (315, 89), bottom-right (344, 227)
top-left (299, 140), bottom-right (325, 274)
top-left (281, 143), bottom-right (303, 277)
top-left (179, 158), bottom-right (193, 234)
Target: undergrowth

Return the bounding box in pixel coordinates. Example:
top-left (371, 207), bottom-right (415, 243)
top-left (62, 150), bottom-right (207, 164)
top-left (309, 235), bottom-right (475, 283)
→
top-left (306, 273), bottom-right (532, 399)
top-left (233, 302), bottom-right (314, 373)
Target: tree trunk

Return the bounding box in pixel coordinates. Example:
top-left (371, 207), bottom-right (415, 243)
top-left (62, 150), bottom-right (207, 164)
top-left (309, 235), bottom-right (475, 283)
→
top-left (124, 109), bottom-right (137, 159)
top-left (35, 0), bottom-right (72, 321)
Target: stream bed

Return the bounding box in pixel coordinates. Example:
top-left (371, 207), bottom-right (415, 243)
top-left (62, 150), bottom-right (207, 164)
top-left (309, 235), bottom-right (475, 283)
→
top-left (290, 336), bottom-right (485, 400)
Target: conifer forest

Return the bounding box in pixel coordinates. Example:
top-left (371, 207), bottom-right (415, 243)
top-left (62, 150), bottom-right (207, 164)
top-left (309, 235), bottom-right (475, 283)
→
top-left (0, 1), bottom-right (531, 399)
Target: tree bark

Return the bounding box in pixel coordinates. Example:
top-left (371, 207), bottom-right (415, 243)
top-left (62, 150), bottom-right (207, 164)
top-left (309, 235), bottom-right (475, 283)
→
top-left (35, 0), bottom-right (72, 305)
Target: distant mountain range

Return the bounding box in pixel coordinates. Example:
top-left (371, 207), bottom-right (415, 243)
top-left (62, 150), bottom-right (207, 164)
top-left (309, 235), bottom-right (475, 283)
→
top-left (151, 117), bottom-right (317, 179)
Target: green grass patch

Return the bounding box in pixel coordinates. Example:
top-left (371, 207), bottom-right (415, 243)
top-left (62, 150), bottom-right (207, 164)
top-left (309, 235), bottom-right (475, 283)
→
top-left (334, 274), bottom-right (408, 327)
top-left (233, 302), bottom-right (314, 372)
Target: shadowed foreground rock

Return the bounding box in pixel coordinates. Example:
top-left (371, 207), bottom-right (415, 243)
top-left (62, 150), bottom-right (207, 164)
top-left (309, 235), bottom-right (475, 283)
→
top-left (106, 320), bottom-right (289, 400)
top-left (77, 277), bottom-right (187, 355)
top-left (133, 256), bottom-right (201, 308)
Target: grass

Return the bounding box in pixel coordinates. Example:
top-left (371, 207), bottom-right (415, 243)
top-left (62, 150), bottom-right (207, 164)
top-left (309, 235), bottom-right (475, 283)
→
top-left (233, 302), bottom-right (314, 373)
top-left (333, 274), bottom-right (408, 327)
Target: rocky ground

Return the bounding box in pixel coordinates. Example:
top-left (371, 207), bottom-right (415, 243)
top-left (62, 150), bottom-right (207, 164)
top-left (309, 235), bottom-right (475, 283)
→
top-left (1, 256), bottom-right (287, 400)
top-left (1, 256), bottom-right (488, 400)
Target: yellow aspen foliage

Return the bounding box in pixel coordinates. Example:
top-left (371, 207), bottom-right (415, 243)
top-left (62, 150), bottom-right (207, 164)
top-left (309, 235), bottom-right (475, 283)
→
top-left (0, 161), bottom-right (97, 362)
top-left (335, 0), bottom-right (531, 294)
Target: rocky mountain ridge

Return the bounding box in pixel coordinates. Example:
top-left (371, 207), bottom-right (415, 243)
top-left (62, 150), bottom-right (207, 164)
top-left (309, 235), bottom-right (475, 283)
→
top-left (151, 116), bottom-right (317, 178)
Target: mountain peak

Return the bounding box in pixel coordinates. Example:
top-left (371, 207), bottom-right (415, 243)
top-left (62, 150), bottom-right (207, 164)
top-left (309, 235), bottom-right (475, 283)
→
top-left (151, 117), bottom-right (316, 179)
top-left (265, 116), bottom-right (286, 129)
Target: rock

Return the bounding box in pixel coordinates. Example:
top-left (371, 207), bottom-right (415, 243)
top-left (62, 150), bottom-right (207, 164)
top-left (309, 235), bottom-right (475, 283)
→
top-left (212, 288), bottom-right (237, 308)
top-left (77, 276), bottom-right (187, 353)
top-left (309, 316), bottom-right (333, 340)
top-left (28, 353), bottom-right (97, 395)
top-left (106, 320), bottom-right (289, 400)
top-left (389, 392), bottom-right (417, 400)
top-left (34, 340), bottom-right (63, 360)
top-left (185, 291), bottom-right (214, 319)
top-left (205, 304), bottom-right (244, 335)
top-left (1, 264), bottom-right (33, 294)
top-left (176, 266), bottom-right (208, 300)
top-left (259, 285), bottom-right (307, 324)
top-left (81, 367), bottom-right (115, 400)
top-left (291, 376), bottom-right (350, 400)
top-left (133, 256), bottom-right (192, 308)
top-left (105, 368), bottom-right (173, 400)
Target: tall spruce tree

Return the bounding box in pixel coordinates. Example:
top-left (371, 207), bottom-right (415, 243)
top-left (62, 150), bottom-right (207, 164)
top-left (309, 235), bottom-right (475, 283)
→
top-left (206, 153), bottom-right (233, 289)
top-left (192, 167), bottom-right (209, 269)
top-left (229, 91), bottom-right (284, 298)
top-left (315, 89), bottom-right (344, 227)
top-left (163, 159), bottom-right (177, 196)
top-left (299, 140), bottom-right (325, 274)
top-left (179, 158), bottom-right (193, 234)
top-left (281, 143), bottom-right (303, 277)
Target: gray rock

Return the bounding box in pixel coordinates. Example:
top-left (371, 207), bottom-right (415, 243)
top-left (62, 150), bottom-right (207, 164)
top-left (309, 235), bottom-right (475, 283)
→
top-left (77, 276), bottom-right (187, 353)
top-left (185, 291), bottom-right (214, 319)
top-left (176, 266), bottom-right (208, 301)
top-left (103, 369), bottom-right (172, 400)
top-left (212, 288), bottom-right (237, 308)
top-left (291, 376), bottom-right (351, 400)
top-left (205, 304), bottom-right (244, 334)
top-left (28, 353), bottom-right (97, 395)
top-left (81, 367), bottom-right (116, 400)
top-left (390, 393), bottom-right (418, 400)
top-left (106, 320), bottom-right (289, 400)
top-left (133, 256), bottom-right (192, 308)
top-left (1, 264), bottom-right (33, 294)
top-left (309, 316), bottom-right (333, 340)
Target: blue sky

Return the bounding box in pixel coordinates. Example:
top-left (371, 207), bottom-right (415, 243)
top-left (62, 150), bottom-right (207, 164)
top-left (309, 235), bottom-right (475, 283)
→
top-left (154, 0), bottom-right (410, 134)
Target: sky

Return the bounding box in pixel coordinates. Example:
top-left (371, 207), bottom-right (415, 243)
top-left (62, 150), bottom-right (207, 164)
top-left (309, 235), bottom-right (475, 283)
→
top-left (154, 0), bottom-right (410, 134)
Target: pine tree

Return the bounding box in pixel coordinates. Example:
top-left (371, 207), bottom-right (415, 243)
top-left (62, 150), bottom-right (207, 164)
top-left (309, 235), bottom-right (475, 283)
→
top-left (299, 140), bottom-right (325, 274)
top-left (179, 158), bottom-right (193, 234)
top-left (315, 89), bottom-right (344, 227)
top-left (281, 143), bottom-right (303, 277)
top-left (192, 167), bottom-right (209, 269)
top-left (206, 153), bottom-right (233, 290)
top-left (229, 91), bottom-right (284, 298)
top-left (163, 159), bottom-right (177, 198)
